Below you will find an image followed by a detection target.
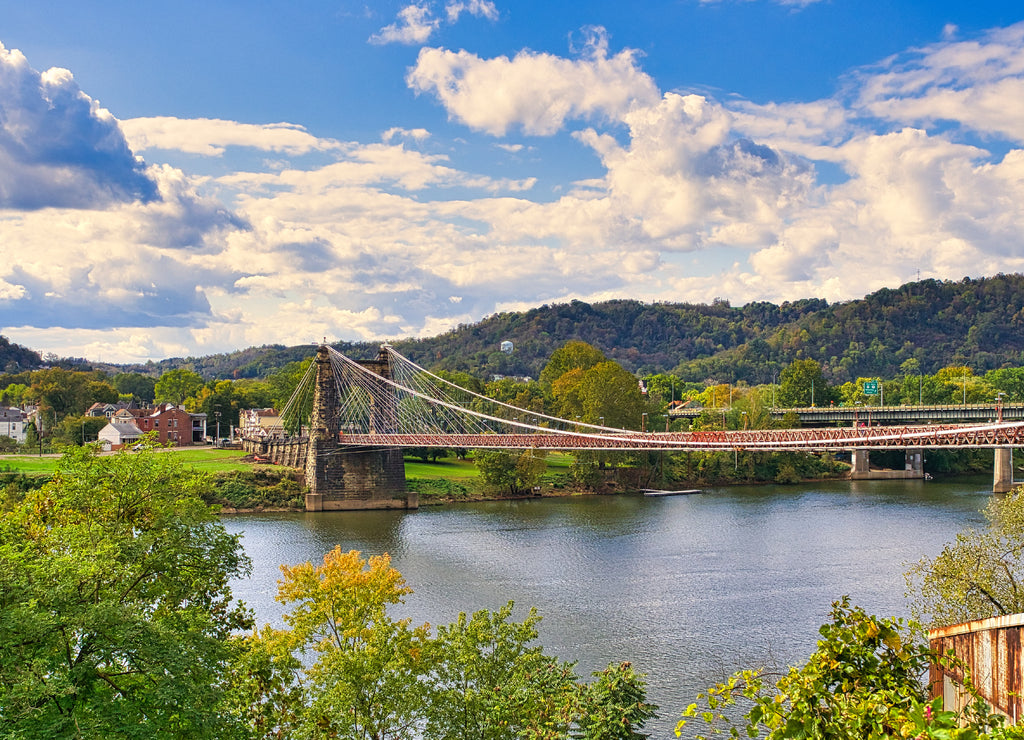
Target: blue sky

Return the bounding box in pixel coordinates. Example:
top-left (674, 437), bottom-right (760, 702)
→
top-left (2, 0), bottom-right (1024, 362)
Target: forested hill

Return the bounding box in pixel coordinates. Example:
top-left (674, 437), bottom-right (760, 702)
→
top-left (0, 336), bottom-right (42, 373)
top-left (119, 273), bottom-right (1024, 385)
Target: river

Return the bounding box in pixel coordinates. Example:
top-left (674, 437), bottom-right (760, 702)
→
top-left (222, 476), bottom-right (995, 738)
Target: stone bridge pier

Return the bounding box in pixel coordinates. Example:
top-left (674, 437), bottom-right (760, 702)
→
top-left (304, 346), bottom-right (417, 511)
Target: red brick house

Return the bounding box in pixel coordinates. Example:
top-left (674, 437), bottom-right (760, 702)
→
top-left (114, 404), bottom-right (204, 446)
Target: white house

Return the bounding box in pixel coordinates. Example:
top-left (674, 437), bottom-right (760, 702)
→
top-left (97, 420), bottom-right (144, 451)
top-left (0, 407), bottom-right (27, 443)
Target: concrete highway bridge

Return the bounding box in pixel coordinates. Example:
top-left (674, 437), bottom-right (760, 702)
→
top-left (670, 403), bottom-right (1024, 426)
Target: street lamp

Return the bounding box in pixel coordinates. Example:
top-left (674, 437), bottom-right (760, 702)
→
top-left (215, 411), bottom-right (221, 445)
top-left (997, 392), bottom-right (1006, 422)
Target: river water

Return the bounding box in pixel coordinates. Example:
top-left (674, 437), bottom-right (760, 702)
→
top-left (222, 476), bottom-right (995, 738)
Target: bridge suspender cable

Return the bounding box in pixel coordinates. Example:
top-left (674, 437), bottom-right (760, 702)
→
top-left (382, 345), bottom-right (625, 434)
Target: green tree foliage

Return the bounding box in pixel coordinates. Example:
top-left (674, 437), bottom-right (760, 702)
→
top-left (540, 341), bottom-right (607, 388)
top-left (154, 367), bottom-right (205, 405)
top-left (679, 598), bottom-right (1019, 740)
top-left (265, 359), bottom-right (314, 429)
top-left (279, 546), bottom-right (429, 739)
top-left (546, 348), bottom-right (647, 431)
top-left (986, 367), bottom-right (1024, 402)
top-left (573, 662), bottom-right (658, 740)
top-left (0, 445), bottom-right (253, 738)
top-left (112, 372), bottom-right (157, 403)
top-left (0, 334), bottom-right (42, 372)
top-left (232, 548), bottom-right (655, 740)
top-left (50, 413), bottom-right (109, 446)
top-left (475, 449), bottom-right (548, 495)
top-left (424, 602), bottom-right (579, 740)
top-left (777, 359), bottom-right (833, 407)
top-left (907, 488), bottom-right (1024, 626)
top-left (29, 368), bottom-right (100, 425)
top-left (0, 381), bottom-right (29, 407)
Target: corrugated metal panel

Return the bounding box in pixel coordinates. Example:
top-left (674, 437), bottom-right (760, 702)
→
top-left (930, 613), bottom-right (1024, 723)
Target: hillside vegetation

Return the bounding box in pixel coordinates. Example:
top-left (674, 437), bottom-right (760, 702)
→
top-left (43, 273), bottom-right (1024, 385)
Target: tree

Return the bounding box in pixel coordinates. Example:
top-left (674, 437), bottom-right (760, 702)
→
top-left (777, 359), bottom-right (832, 407)
top-left (423, 602), bottom-right (579, 740)
top-left (0, 444), bottom-right (253, 738)
top-left (51, 413), bottom-right (108, 445)
top-left (986, 367), bottom-right (1024, 402)
top-left (679, 598), bottom-right (1015, 740)
top-left (112, 372), bottom-right (157, 403)
top-left (907, 487), bottom-right (1024, 626)
top-left (241, 547), bottom-right (430, 740)
top-left (0, 381), bottom-right (30, 407)
top-left (573, 662), bottom-right (658, 740)
top-left (29, 367), bottom-right (93, 426)
top-left (234, 549), bottom-right (656, 740)
top-left (551, 361), bottom-right (647, 430)
top-left (540, 341), bottom-right (607, 388)
top-left (154, 367), bottom-right (205, 406)
top-left (475, 449), bottom-right (547, 495)
top-left (266, 359), bottom-right (312, 410)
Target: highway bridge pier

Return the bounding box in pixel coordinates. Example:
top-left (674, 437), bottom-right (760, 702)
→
top-left (850, 449), bottom-right (925, 481)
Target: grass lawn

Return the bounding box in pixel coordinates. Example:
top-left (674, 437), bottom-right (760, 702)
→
top-left (403, 456), bottom-right (480, 478)
top-left (404, 451), bottom-right (575, 479)
top-left (0, 455), bottom-right (60, 476)
top-left (0, 446), bottom-right (252, 477)
top-left (3, 448), bottom-right (574, 483)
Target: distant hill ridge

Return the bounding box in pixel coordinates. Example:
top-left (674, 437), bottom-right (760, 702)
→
top-left (24, 273), bottom-right (1024, 385)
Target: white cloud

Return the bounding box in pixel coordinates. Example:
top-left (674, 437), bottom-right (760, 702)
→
top-left (445, 0), bottom-right (499, 22)
top-left (10, 22), bottom-right (1024, 362)
top-left (382, 127), bottom-right (431, 143)
top-left (572, 92), bottom-right (813, 248)
top-left (407, 28), bottom-right (659, 135)
top-left (121, 117), bottom-right (344, 156)
top-left (369, 4), bottom-right (440, 45)
top-left (855, 22), bottom-right (1024, 143)
top-left (370, 0), bottom-right (499, 47)
top-left (0, 42), bottom-right (157, 209)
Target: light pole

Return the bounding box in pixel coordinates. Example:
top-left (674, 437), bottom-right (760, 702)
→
top-left (997, 392), bottom-right (1006, 422)
top-left (641, 412), bottom-right (647, 433)
top-left (215, 411), bottom-right (221, 445)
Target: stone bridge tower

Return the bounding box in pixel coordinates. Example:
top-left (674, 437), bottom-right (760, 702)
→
top-left (304, 345), bottom-right (416, 511)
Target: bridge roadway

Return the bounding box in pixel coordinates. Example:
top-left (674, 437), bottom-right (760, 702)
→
top-left (337, 421), bottom-right (1024, 451)
top-left (669, 402), bottom-right (1024, 425)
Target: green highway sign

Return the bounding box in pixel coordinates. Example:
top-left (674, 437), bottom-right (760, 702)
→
top-left (864, 380), bottom-right (879, 395)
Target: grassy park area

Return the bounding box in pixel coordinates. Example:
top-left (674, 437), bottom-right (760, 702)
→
top-left (0, 446), bottom-right (252, 478)
top-left (1, 447), bottom-right (578, 508)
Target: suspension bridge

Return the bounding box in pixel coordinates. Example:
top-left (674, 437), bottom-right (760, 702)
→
top-left (241, 345), bottom-right (1024, 510)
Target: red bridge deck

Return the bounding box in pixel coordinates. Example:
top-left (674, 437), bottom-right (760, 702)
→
top-left (338, 422), bottom-right (1024, 451)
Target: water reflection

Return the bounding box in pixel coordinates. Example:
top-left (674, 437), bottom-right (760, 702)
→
top-left (222, 477), bottom-right (993, 739)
